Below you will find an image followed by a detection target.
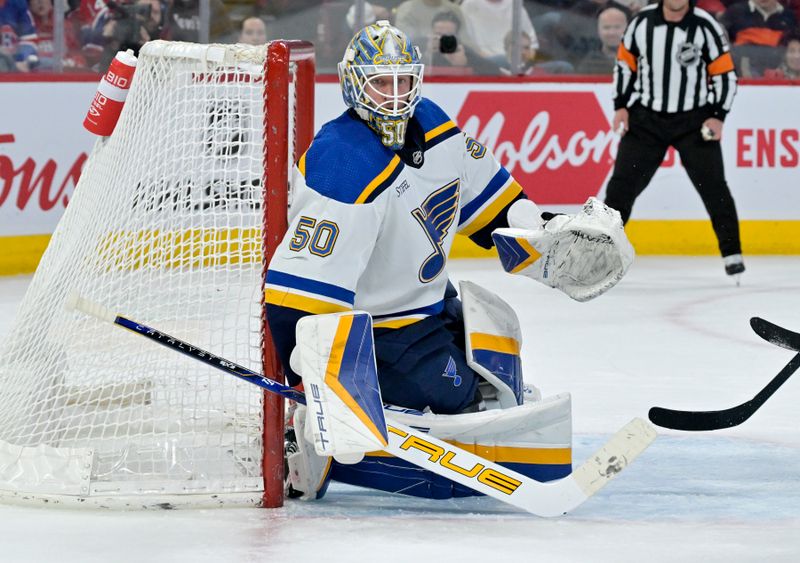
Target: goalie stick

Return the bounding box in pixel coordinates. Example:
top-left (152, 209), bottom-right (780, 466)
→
top-left (648, 317), bottom-right (800, 431)
top-left (66, 293), bottom-right (656, 518)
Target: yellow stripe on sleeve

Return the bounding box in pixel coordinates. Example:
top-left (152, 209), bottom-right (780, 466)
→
top-left (459, 180), bottom-right (523, 237)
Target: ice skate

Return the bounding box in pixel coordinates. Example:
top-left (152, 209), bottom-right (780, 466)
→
top-left (724, 254), bottom-right (745, 285)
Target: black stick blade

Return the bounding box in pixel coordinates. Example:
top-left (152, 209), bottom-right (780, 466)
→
top-left (648, 352), bottom-right (800, 431)
top-left (648, 404), bottom-right (755, 432)
top-left (751, 317), bottom-right (800, 352)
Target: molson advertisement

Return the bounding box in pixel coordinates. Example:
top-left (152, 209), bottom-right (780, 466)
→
top-left (456, 90), bottom-right (616, 205)
top-left (1, 79), bottom-right (798, 274)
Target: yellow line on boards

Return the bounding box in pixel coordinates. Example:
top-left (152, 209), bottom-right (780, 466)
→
top-left (3, 221), bottom-right (800, 275)
top-left (0, 235), bottom-right (51, 275)
top-left (449, 220), bottom-right (800, 258)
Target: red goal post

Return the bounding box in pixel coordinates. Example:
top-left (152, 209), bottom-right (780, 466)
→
top-left (262, 40), bottom-right (315, 508)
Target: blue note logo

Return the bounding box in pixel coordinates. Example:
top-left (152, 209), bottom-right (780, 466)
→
top-left (442, 356), bottom-right (462, 387)
top-left (411, 179), bottom-right (460, 283)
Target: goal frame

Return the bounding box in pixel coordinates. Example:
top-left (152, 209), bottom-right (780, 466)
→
top-left (0, 39), bottom-right (315, 510)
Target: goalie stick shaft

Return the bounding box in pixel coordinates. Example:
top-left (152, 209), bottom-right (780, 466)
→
top-left (648, 318), bottom-right (800, 431)
top-left (67, 294), bottom-right (656, 517)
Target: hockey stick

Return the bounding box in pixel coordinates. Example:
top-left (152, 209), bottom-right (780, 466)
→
top-left (750, 317), bottom-right (800, 353)
top-left (648, 318), bottom-right (800, 431)
top-left (66, 293), bottom-right (656, 517)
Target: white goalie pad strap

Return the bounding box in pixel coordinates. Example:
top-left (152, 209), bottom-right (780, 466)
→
top-left (492, 197), bottom-right (635, 302)
top-left (295, 311), bottom-right (389, 458)
top-left (460, 280), bottom-right (524, 409)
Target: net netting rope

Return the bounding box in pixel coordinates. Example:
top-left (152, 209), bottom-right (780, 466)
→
top-left (0, 41), bottom-right (296, 506)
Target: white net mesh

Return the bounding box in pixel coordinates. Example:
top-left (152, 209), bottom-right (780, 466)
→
top-left (0, 41), bottom-right (298, 507)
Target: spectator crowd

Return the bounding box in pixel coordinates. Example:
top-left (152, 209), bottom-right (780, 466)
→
top-left (1, 0), bottom-right (798, 78)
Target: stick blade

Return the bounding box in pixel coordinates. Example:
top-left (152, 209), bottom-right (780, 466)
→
top-left (64, 291), bottom-right (117, 323)
top-left (648, 405), bottom-right (752, 432)
top-left (751, 317), bottom-right (800, 352)
top-left (571, 417), bottom-right (657, 497)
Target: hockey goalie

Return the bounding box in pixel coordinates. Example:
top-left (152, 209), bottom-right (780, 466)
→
top-left (265, 21), bottom-right (635, 500)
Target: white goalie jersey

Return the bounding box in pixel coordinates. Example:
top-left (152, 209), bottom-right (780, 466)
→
top-left (265, 98), bottom-right (524, 331)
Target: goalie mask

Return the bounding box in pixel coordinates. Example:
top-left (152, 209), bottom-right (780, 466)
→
top-left (338, 21), bottom-right (424, 150)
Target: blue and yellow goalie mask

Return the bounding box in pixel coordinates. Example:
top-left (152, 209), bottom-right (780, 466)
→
top-left (338, 21), bottom-right (424, 150)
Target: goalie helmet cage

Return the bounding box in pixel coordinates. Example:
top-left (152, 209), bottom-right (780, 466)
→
top-left (0, 40), bottom-right (314, 509)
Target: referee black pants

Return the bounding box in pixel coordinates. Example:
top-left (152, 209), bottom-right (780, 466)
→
top-left (604, 104), bottom-right (742, 257)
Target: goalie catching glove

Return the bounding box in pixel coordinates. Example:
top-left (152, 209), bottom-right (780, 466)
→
top-left (492, 197), bottom-right (634, 302)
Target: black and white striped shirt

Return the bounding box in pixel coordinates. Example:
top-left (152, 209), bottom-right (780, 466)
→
top-left (614, 4), bottom-right (737, 119)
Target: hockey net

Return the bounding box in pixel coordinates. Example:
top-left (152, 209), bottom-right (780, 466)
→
top-left (0, 40), bottom-right (314, 508)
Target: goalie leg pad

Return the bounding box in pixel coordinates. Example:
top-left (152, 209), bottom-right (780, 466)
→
top-left (329, 394), bottom-right (572, 499)
top-left (295, 311), bottom-right (389, 457)
top-left (461, 280), bottom-right (526, 409)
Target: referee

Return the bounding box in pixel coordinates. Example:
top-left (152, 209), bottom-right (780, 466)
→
top-left (605, 0), bottom-right (745, 278)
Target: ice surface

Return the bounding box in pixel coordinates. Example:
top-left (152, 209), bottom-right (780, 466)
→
top-left (0, 256), bottom-right (798, 562)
